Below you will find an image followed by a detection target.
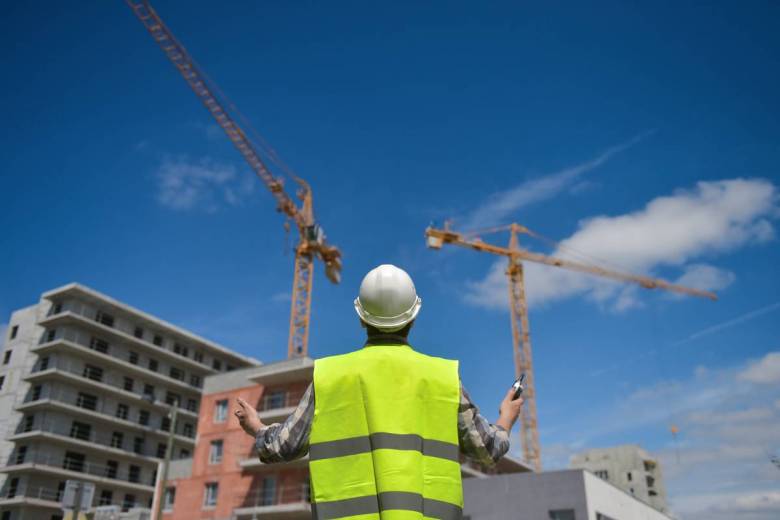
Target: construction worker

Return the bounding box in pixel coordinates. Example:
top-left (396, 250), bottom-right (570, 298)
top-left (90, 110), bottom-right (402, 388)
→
top-left (235, 264), bottom-right (523, 519)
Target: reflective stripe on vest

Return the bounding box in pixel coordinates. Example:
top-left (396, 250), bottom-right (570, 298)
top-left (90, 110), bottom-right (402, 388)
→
top-left (311, 344), bottom-right (463, 519)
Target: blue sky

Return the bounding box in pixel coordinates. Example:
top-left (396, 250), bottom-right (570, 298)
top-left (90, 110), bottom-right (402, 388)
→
top-left (1, 1), bottom-right (779, 517)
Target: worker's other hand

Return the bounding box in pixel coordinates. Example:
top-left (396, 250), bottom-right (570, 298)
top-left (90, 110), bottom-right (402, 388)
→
top-left (234, 397), bottom-right (265, 437)
top-left (496, 388), bottom-right (524, 432)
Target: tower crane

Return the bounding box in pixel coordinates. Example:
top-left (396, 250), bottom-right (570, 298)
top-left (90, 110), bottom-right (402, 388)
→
top-left (425, 223), bottom-right (717, 471)
top-left (126, 1), bottom-right (341, 359)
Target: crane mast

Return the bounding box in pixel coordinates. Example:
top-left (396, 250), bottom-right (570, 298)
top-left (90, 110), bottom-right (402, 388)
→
top-left (126, 0), bottom-right (342, 358)
top-left (426, 223), bottom-right (716, 471)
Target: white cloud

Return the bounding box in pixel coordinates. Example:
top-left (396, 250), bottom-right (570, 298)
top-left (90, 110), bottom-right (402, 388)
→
top-left (462, 133), bottom-right (651, 230)
top-left (465, 178), bottom-right (778, 311)
top-left (672, 263), bottom-right (735, 294)
top-left (738, 352), bottom-right (780, 384)
top-left (155, 155), bottom-right (254, 212)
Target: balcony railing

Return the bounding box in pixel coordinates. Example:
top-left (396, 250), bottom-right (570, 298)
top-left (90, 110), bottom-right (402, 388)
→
top-left (0, 484), bottom-right (62, 502)
top-left (2, 451), bottom-right (156, 487)
top-left (260, 390), bottom-right (306, 412)
top-left (233, 483), bottom-right (311, 509)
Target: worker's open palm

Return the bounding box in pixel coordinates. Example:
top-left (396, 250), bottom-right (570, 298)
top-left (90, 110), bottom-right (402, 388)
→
top-left (234, 397), bottom-right (265, 437)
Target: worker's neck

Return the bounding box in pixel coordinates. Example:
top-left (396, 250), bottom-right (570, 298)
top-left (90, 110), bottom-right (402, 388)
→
top-left (364, 324), bottom-right (411, 346)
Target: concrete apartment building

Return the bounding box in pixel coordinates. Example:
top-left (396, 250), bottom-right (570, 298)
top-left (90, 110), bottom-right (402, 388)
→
top-left (570, 445), bottom-right (668, 513)
top-left (162, 356), bottom-right (534, 519)
top-left (462, 470), bottom-right (674, 520)
top-left (0, 283), bottom-right (258, 520)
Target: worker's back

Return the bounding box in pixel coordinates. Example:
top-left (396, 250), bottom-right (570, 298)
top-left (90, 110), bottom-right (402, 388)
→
top-left (310, 343), bottom-right (463, 519)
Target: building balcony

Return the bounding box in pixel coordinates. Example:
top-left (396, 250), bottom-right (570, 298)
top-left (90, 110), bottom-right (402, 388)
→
top-left (0, 485), bottom-right (61, 510)
top-left (25, 359), bottom-right (199, 420)
top-left (0, 452), bottom-right (155, 493)
top-left (257, 389), bottom-right (306, 422)
top-left (248, 357), bottom-right (314, 387)
top-left (232, 483), bottom-right (311, 519)
top-left (15, 390), bottom-right (195, 446)
top-left (239, 454), bottom-right (310, 472)
top-left (32, 338), bottom-right (202, 402)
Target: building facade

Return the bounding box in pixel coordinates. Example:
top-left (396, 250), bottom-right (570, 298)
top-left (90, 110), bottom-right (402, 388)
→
top-left (462, 469), bottom-right (674, 520)
top-left (570, 445), bottom-right (668, 513)
top-left (163, 356), bottom-right (534, 519)
top-left (0, 283), bottom-right (258, 520)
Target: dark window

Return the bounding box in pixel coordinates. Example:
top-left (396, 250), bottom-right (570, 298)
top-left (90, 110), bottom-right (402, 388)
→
top-left (10, 325), bottom-right (19, 339)
top-left (165, 392), bottom-right (180, 406)
top-left (260, 476), bottom-right (276, 506)
top-left (111, 431), bottom-right (124, 449)
top-left (190, 374), bottom-right (201, 388)
top-left (627, 472), bottom-right (632, 481)
top-left (76, 392), bottom-right (97, 410)
top-left (31, 384), bottom-right (42, 401)
top-left (46, 329), bottom-right (56, 343)
top-left (15, 446), bottom-right (27, 464)
top-left (89, 337), bottom-right (109, 353)
top-left (186, 398), bottom-right (198, 412)
top-left (595, 470), bottom-right (609, 480)
top-left (53, 302), bottom-right (63, 314)
top-left (173, 343), bottom-right (188, 357)
top-left (194, 351), bottom-right (203, 363)
top-left (161, 417), bottom-right (171, 432)
top-left (105, 460), bottom-right (118, 478)
top-left (95, 310), bottom-right (115, 327)
top-left (133, 437), bottom-right (144, 454)
top-left (129, 351), bottom-right (139, 365)
top-left (164, 487), bottom-right (176, 509)
top-left (596, 514), bottom-right (617, 520)
top-left (549, 510), bottom-right (576, 520)
top-left (123, 377), bottom-right (134, 392)
top-left (82, 364), bottom-right (103, 382)
top-left (267, 390), bottom-right (285, 409)
top-left (57, 481), bottom-right (65, 501)
top-left (134, 326), bottom-right (144, 339)
top-left (99, 489), bottom-right (113, 506)
top-left (62, 451), bottom-right (85, 472)
top-left (116, 403), bottom-right (129, 420)
top-left (69, 421), bottom-right (91, 441)
top-left (143, 384), bottom-right (155, 399)
top-left (122, 494), bottom-right (136, 512)
top-left (157, 442), bottom-right (167, 458)
top-left (2, 350), bottom-right (11, 365)
top-left (212, 359), bottom-right (222, 371)
top-left (7, 477), bottom-right (19, 498)
top-left (139, 410), bottom-right (150, 426)
top-left (203, 482), bottom-right (218, 507)
top-left (152, 334), bottom-right (163, 347)
top-left (169, 367), bottom-right (184, 381)
top-left (39, 356), bottom-right (50, 371)
top-left (0, 511), bottom-right (9, 520)
top-left (226, 365), bottom-right (235, 372)
top-left (148, 359), bottom-right (158, 372)
top-left (23, 415), bottom-right (34, 432)
top-left (179, 448), bottom-right (190, 458)
top-left (183, 423), bottom-right (194, 438)
top-left (129, 464), bottom-right (140, 483)
top-left (0, 375), bottom-right (5, 390)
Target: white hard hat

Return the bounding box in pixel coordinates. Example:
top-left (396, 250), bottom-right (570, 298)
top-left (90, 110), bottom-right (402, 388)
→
top-left (354, 264), bottom-right (422, 332)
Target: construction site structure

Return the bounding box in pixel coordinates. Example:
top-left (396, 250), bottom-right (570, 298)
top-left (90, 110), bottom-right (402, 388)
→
top-left (126, 0), bottom-right (342, 359)
top-left (425, 223), bottom-right (717, 471)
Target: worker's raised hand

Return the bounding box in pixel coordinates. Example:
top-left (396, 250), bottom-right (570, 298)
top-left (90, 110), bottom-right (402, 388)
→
top-left (496, 388), bottom-right (524, 432)
top-left (234, 397), bottom-right (265, 437)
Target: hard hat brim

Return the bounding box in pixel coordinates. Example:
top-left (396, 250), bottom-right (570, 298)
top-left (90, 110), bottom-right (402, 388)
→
top-left (354, 296), bottom-right (421, 332)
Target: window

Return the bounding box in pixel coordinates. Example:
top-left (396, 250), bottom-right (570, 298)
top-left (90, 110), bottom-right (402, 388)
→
top-left (89, 337), bottom-right (109, 353)
top-left (63, 451), bottom-right (85, 472)
top-left (7, 477), bottom-right (19, 498)
top-left (161, 417), bottom-right (171, 432)
top-left (190, 374), bottom-right (201, 388)
top-left (23, 415), bottom-right (34, 432)
top-left (47, 328), bottom-right (57, 342)
top-left (209, 440), bottom-right (223, 464)
top-left (111, 431), bottom-right (124, 449)
top-left (39, 356), bottom-right (50, 371)
top-left (53, 302), bottom-right (63, 314)
top-left (157, 442), bottom-right (167, 458)
top-left (76, 392), bottom-right (97, 411)
top-left (595, 470), bottom-right (609, 480)
top-left (267, 390), bottom-right (285, 409)
top-left (194, 351), bottom-right (204, 363)
top-left (129, 465), bottom-right (140, 483)
top-left (133, 437), bottom-right (144, 455)
top-left (31, 384), bottom-right (42, 401)
top-left (261, 476), bottom-right (276, 506)
top-left (82, 364), bottom-right (103, 382)
top-left (0, 375), bottom-right (4, 390)
top-left (165, 392), bottom-right (180, 406)
top-left (203, 482), bottom-right (218, 507)
top-left (116, 403), bottom-right (129, 420)
top-left (174, 343), bottom-right (189, 357)
top-left (183, 423), bottom-right (194, 438)
top-left (630, 487), bottom-right (635, 494)
top-left (123, 377), bottom-right (134, 392)
top-left (186, 398), bottom-right (198, 412)
top-left (214, 399), bottom-right (228, 423)
top-left (226, 365), bottom-right (235, 372)
top-left (212, 359), bottom-right (222, 371)
top-left (2, 350), bottom-right (11, 365)
top-left (69, 421), bottom-right (91, 441)
top-left (134, 326), bottom-right (144, 339)
top-left (139, 410), bottom-right (150, 426)
top-left (99, 490), bottom-right (113, 506)
top-left (169, 367), bottom-right (184, 381)
top-left (122, 494), bottom-right (136, 512)
top-left (179, 448), bottom-right (190, 458)
top-left (57, 481), bottom-right (65, 501)
top-left (148, 359), bottom-right (158, 372)
top-left (143, 384), bottom-right (155, 399)
top-left (627, 472), bottom-right (632, 481)
top-left (14, 445), bottom-right (27, 464)
top-left (10, 325), bottom-right (18, 339)
top-left (596, 515), bottom-right (617, 520)
top-left (129, 351), bottom-right (139, 365)
top-left (0, 512), bottom-right (8, 520)
top-left (164, 487), bottom-right (176, 510)
top-left (95, 310), bottom-right (115, 327)
top-left (105, 460), bottom-right (118, 478)
top-left (549, 510), bottom-right (576, 520)
top-left (153, 334), bottom-right (163, 346)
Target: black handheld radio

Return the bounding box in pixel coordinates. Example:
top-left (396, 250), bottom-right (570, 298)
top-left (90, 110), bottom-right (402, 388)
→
top-left (511, 373), bottom-right (526, 400)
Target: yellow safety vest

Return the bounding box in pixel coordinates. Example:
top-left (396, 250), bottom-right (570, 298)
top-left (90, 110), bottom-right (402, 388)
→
top-left (310, 343), bottom-right (463, 519)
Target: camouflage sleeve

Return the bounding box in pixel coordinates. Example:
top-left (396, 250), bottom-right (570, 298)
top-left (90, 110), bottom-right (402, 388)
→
top-left (457, 381), bottom-right (510, 466)
top-left (255, 383), bottom-right (314, 463)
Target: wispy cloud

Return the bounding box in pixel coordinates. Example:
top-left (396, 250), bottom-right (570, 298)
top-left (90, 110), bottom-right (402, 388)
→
top-left (464, 178), bottom-right (779, 311)
top-left (155, 155), bottom-right (255, 212)
top-left (462, 132), bottom-right (653, 230)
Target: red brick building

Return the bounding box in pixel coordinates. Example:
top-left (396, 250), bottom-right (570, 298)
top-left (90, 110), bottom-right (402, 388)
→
top-left (163, 357), bottom-right (531, 519)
